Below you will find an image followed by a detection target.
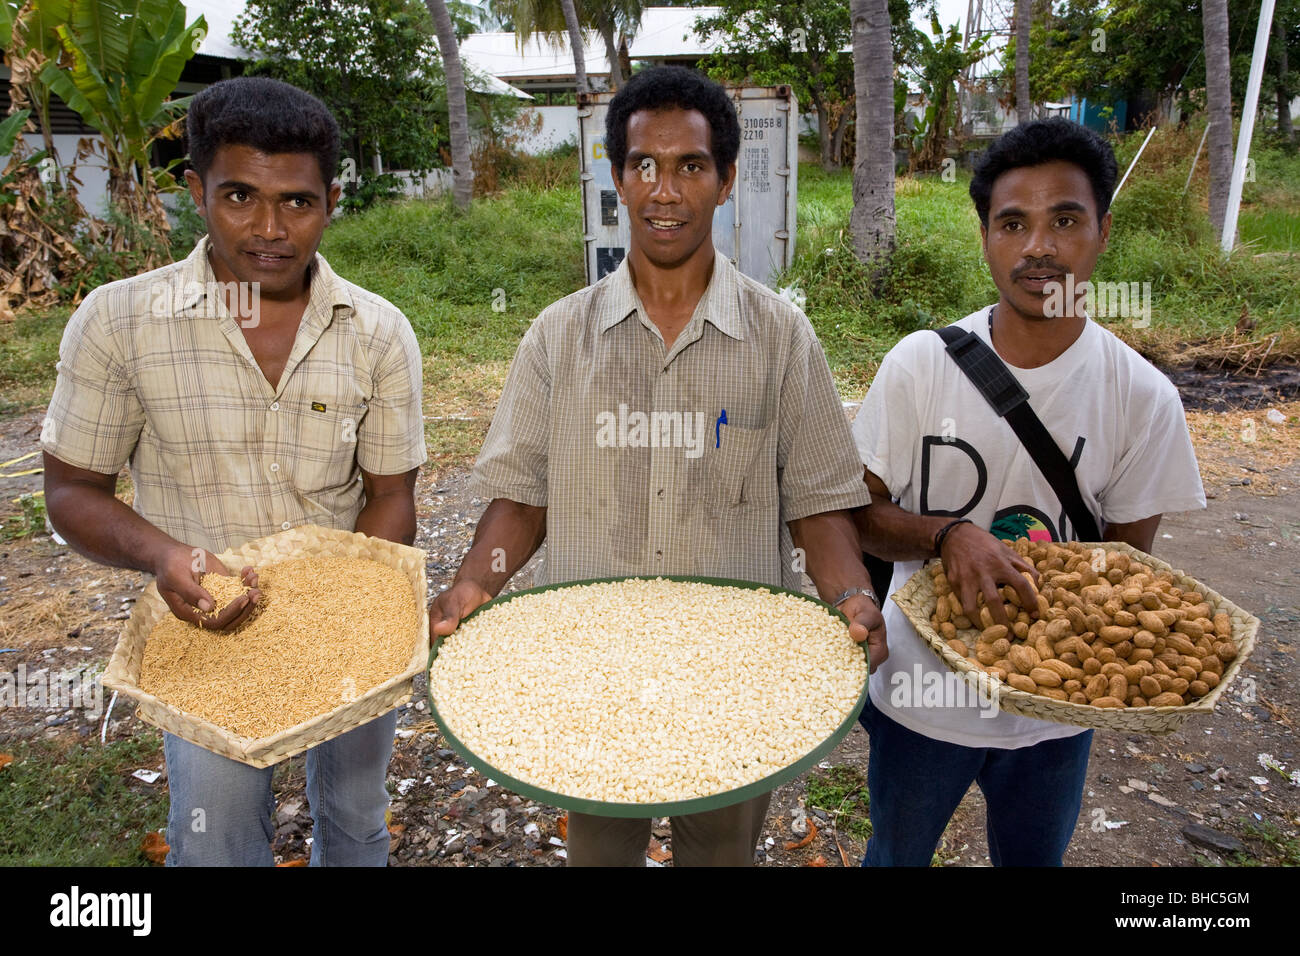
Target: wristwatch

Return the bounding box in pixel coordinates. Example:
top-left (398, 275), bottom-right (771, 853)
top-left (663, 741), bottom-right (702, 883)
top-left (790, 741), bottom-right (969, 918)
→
top-left (832, 587), bottom-right (880, 610)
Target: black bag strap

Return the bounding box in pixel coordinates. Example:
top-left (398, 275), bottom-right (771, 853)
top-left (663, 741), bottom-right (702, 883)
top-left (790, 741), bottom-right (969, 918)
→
top-left (935, 323), bottom-right (1102, 541)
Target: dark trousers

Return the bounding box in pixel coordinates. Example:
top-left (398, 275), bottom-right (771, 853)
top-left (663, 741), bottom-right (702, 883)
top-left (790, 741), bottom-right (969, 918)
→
top-left (858, 696), bottom-right (1093, 866)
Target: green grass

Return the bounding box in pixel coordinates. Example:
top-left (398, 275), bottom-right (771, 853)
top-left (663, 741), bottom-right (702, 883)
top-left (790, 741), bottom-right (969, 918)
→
top-left (805, 763), bottom-right (871, 842)
top-left (2, 492), bottom-right (47, 540)
top-left (1237, 819), bottom-right (1300, 867)
top-left (320, 185), bottom-right (585, 365)
top-left (0, 306), bottom-right (69, 414)
top-left (1239, 207), bottom-right (1300, 253)
top-left (0, 734), bottom-right (167, 866)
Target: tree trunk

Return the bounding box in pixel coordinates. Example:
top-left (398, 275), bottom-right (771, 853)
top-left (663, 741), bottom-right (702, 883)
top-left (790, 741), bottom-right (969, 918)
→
top-left (426, 0), bottom-right (473, 210)
top-left (812, 90), bottom-right (835, 172)
top-left (918, 85), bottom-right (951, 170)
top-left (1203, 0), bottom-right (1233, 238)
top-left (849, 0), bottom-right (896, 274)
top-left (1015, 0), bottom-right (1031, 124)
top-left (618, 34), bottom-right (633, 84)
top-left (831, 101), bottom-right (852, 168)
top-left (1277, 16), bottom-right (1294, 146)
top-left (561, 0), bottom-right (588, 95)
top-left (597, 13), bottom-right (623, 90)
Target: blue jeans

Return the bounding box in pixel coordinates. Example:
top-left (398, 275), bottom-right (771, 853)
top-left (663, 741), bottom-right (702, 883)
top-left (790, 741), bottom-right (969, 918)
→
top-left (164, 710), bottom-right (397, 866)
top-left (858, 697), bottom-right (1092, 866)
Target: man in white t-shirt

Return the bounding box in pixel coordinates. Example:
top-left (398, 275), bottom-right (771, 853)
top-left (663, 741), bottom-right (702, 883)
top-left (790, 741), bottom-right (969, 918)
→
top-left (851, 118), bottom-right (1205, 866)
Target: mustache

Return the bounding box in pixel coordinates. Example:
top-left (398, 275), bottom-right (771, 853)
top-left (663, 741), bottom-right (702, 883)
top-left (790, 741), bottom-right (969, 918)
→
top-left (1012, 262), bottom-right (1069, 279)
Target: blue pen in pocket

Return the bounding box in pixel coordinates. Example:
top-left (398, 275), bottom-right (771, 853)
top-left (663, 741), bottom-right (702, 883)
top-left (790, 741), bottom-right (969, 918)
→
top-left (715, 408), bottom-right (727, 449)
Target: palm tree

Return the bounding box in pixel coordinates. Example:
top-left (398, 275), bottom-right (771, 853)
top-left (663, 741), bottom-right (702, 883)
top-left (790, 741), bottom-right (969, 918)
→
top-left (493, 1), bottom-right (643, 91)
top-left (1202, 0), bottom-right (1232, 239)
top-left (849, 0), bottom-right (895, 273)
top-left (1015, 0), bottom-right (1031, 123)
top-left (561, 0), bottom-right (589, 94)
top-left (426, 0), bottom-right (474, 209)
top-left (589, 1), bottom-right (642, 89)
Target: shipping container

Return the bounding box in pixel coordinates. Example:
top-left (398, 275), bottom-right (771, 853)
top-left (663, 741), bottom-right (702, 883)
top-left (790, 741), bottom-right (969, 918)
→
top-left (577, 85), bottom-right (798, 288)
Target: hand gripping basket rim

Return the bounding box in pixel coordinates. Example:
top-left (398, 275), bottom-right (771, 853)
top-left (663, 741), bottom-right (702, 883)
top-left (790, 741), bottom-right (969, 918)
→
top-left (426, 575), bottom-right (870, 818)
top-left (102, 525), bottom-right (429, 768)
top-left (890, 541), bottom-right (1259, 735)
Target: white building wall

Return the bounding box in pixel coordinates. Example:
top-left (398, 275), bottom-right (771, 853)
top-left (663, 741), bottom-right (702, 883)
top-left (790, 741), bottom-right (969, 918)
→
top-left (5, 134), bottom-right (113, 219)
top-left (514, 105), bottom-right (582, 154)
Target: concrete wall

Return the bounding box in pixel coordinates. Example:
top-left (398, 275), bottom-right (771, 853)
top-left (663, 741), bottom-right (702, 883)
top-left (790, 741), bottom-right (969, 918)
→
top-left (14, 135), bottom-right (114, 219)
top-left (514, 105), bottom-right (582, 154)
top-left (392, 167), bottom-right (454, 199)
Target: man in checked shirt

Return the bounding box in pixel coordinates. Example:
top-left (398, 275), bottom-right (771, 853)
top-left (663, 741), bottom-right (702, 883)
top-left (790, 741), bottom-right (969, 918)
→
top-left (428, 66), bottom-right (886, 866)
top-left (40, 77), bottom-right (426, 865)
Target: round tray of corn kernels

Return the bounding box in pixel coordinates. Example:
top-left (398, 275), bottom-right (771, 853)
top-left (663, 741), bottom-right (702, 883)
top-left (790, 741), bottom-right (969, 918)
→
top-left (426, 576), bottom-right (870, 817)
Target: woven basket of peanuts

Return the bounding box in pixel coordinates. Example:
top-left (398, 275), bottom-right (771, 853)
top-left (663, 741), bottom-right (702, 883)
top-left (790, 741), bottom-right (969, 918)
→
top-left (427, 576), bottom-right (870, 816)
top-left (104, 525), bottom-right (429, 767)
top-left (891, 539), bottom-right (1259, 734)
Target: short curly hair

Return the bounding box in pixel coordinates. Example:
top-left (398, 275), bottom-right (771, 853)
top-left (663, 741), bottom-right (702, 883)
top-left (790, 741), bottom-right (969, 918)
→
top-left (969, 118), bottom-right (1118, 228)
top-left (187, 76), bottom-right (340, 191)
top-left (604, 66), bottom-right (740, 179)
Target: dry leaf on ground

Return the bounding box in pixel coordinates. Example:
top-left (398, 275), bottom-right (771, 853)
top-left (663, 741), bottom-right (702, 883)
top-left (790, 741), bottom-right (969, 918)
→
top-left (784, 820), bottom-right (819, 851)
top-left (140, 831), bottom-right (168, 865)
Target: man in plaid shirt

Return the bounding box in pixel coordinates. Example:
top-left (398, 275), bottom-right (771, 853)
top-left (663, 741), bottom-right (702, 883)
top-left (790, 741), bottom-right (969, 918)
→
top-left (41, 77), bottom-right (426, 866)
top-left (428, 66), bottom-right (885, 866)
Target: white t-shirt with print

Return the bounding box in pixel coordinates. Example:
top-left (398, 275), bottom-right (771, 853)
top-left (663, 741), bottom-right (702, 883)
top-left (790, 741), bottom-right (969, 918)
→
top-left (852, 308), bottom-right (1206, 749)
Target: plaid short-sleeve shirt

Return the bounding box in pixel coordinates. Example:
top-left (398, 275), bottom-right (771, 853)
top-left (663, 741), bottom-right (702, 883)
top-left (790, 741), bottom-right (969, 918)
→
top-left (41, 236), bottom-right (427, 555)
top-left (472, 252), bottom-right (870, 590)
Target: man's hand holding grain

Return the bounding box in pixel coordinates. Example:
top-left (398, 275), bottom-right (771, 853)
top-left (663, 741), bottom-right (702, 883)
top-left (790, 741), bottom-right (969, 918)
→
top-left (153, 542), bottom-right (261, 631)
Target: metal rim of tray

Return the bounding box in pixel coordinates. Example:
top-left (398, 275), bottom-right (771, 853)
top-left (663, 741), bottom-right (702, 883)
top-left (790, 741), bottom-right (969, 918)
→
top-left (426, 575), bottom-right (870, 818)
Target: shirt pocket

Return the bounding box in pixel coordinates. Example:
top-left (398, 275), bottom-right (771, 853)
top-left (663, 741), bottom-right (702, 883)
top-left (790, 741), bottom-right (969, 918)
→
top-left (286, 400), bottom-right (368, 497)
top-left (705, 422), bottom-right (776, 510)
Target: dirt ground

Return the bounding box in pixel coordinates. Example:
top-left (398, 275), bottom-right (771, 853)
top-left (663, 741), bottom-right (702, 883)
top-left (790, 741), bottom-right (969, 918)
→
top-left (1, 377), bottom-right (1297, 867)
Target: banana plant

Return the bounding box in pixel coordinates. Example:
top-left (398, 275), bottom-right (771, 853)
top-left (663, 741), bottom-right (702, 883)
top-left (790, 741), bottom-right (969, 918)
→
top-left (2, 0), bottom-right (73, 156)
top-left (0, 108), bottom-right (51, 205)
top-left (906, 13), bottom-right (988, 172)
top-left (32, 0), bottom-right (204, 217)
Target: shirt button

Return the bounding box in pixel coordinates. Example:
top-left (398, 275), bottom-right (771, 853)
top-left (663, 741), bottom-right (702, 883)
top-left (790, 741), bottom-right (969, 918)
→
top-left (281, 521), bottom-right (291, 531)
top-left (657, 488), bottom-right (664, 497)
top-left (270, 402), bottom-right (279, 411)
top-left (655, 549), bottom-right (662, 558)
top-left (269, 462), bottom-right (280, 472)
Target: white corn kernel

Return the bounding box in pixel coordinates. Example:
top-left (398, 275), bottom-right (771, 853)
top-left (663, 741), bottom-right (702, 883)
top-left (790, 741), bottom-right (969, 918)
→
top-left (429, 578), bottom-right (867, 803)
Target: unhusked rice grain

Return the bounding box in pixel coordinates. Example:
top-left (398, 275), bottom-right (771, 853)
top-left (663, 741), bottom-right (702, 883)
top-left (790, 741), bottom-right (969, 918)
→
top-left (140, 556), bottom-right (418, 739)
top-left (198, 572), bottom-right (249, 616)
